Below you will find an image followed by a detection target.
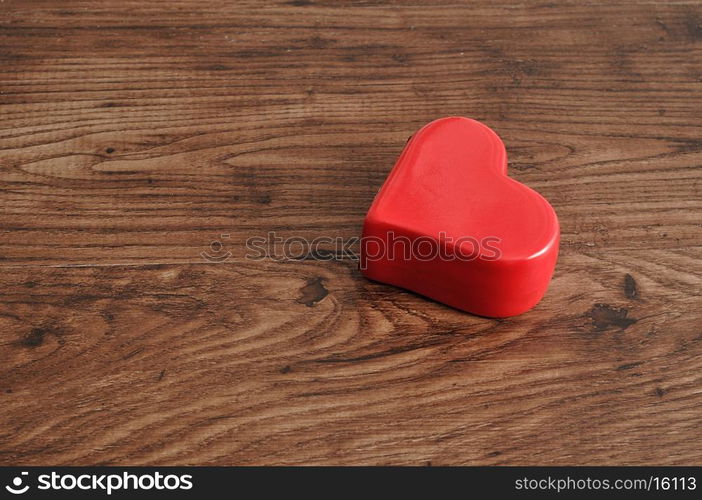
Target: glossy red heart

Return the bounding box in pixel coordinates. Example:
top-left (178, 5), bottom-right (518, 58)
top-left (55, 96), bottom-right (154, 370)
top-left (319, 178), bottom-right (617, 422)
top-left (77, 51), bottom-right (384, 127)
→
top-left (360, 117), bottom-right (559, 317)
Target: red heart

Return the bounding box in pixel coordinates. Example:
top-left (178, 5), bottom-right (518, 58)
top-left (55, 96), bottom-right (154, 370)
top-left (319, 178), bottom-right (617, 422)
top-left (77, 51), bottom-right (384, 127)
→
top-left (361, 117), bottom-right (559, 317)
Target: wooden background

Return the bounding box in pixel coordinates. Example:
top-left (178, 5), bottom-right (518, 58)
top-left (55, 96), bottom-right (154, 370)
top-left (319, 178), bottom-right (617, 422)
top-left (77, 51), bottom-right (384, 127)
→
top-left (1, 0), bottom-right (700, 465)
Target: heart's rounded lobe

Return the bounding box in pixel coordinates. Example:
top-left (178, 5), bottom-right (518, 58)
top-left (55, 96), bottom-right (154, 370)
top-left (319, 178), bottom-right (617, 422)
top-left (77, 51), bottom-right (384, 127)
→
top-left (361, 117), bottom-right (559, 317)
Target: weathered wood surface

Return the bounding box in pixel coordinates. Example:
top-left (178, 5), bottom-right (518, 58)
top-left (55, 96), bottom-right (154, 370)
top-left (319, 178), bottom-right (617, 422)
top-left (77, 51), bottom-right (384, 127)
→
top-left (0, 0), bottom-right (700, 465)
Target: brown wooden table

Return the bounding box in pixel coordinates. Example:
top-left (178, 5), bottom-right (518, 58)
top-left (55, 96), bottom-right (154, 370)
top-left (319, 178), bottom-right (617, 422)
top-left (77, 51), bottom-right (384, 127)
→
top-left (1, 0), bottom-right (700, 465)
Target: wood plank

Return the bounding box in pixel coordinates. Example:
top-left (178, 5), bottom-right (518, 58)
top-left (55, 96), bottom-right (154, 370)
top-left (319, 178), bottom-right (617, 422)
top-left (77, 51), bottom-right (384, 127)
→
top-left (2, 0), bottom-right (701, 265)
top-left (0, 248), bottom-right (700, 465)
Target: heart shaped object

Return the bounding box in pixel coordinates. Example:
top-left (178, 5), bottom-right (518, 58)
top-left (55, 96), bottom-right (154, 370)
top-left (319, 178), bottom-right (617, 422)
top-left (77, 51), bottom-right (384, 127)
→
top-left (360, 117), bottom-right (559, 317)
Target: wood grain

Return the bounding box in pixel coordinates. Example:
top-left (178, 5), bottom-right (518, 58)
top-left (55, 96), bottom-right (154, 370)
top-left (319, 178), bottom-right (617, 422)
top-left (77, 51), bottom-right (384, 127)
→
top-left (1, 0), bottom-right (701, 465)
